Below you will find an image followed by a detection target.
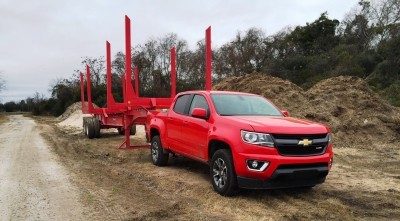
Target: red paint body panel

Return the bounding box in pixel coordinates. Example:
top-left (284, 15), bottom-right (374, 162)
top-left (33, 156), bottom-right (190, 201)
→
top-left (146, 90), bottom-right (333, 185)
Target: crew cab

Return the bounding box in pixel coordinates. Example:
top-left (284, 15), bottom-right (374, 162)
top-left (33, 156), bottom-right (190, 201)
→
top-left (146, 91), bottom-right (333, 196)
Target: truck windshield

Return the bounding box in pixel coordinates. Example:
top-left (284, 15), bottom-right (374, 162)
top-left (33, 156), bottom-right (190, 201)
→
top-left (211, 94), bottom-right (283, 116)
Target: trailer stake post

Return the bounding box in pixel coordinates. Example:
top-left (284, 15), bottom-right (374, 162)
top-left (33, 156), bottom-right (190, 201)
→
top-left (205, 26), bottom-right (212, 91)
top-left (170, 47), bottom-right (176, 98)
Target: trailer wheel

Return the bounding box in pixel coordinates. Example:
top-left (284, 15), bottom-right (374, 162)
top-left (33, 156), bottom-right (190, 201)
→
top-left (83, 119), bottom-right (87, 136)
top-left (83, 117), bottom-right (90, 137)
top-left (87, 118), bottom-right (95, 139)
top-left (210, 149), bottom-right (238, 196)
top-left (151, 135), bottom-right (169, 166)
top-left (130, 125), bottom-right (136, 135)
top-left (117, 128), bottom-right (124, 135)
top-left (93, 118), bottom-right (101, 138)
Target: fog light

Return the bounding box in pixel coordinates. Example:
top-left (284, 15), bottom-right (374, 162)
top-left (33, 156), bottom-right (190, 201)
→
top-left (252, 160), bottom-right (258, 168)
top-left (246, 160), bottom-right (269, 172)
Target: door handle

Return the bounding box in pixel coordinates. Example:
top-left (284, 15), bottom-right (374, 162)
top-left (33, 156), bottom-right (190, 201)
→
top-left (183, 121), bottom-right (189, 126)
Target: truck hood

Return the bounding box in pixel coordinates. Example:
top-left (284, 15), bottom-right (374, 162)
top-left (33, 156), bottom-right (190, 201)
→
top-left (225, 116), bottom-right (329, 134)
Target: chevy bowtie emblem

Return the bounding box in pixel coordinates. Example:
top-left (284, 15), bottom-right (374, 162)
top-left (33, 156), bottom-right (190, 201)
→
top-left (298, 139), bottom-right (312, 146)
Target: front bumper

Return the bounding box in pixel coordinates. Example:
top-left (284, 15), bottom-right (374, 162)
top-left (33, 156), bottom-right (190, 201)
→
top-left (237, 163), bottom-right (328, 189)
top-left (232, 143), bottom-right (333, 188)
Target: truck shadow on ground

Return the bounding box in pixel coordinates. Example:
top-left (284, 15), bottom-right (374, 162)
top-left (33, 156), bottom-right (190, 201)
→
top-left (165, 155), bottom-right (318, 197)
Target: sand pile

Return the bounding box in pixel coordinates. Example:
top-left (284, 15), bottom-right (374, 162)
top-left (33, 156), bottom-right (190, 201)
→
top-left (58, 110), bottom-right (91, 129)
top-left (57, 102), bottom-right (85, 121)
top-left (57, 102), bottom-right (91, 130)
top-left (214, 74), bottom-right (400, 145)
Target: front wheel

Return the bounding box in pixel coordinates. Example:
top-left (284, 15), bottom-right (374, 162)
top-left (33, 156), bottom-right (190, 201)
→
top-left (210, 149), bottom-right (238, 196)
top-left (150, 136), bottom-right (169, 166)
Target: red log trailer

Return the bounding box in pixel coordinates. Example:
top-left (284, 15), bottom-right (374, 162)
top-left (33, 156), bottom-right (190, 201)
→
top-left (79, 15), bottom-right (212, 149)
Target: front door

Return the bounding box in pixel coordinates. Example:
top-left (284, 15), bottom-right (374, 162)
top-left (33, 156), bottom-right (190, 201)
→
top-left (180, 94), bottom-right (210, 160)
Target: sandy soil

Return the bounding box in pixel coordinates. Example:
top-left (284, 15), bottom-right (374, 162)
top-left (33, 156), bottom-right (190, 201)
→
top-left (0, 115), bottom-right (88, 220)
top-left (27, 114), bottom-right (399, 220)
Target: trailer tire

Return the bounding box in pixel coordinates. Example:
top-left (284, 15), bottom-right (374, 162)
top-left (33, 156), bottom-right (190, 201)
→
top-left (151, 135), bottom-right (169, 166)
top-left (87, 118), bottom-right (95, 139)
top-left (130, 125), bottom-right (136, 135)
top-left (83, 117), bottom-right (91, 137)
top-left (117, 128), bottom-right (124, 135)
top-left (93, 118), bottom-right (101, 138)
top-left (83, 119), bottom-right (87, 136)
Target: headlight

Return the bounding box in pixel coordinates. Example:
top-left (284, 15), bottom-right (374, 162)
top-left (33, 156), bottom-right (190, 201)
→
top-left (241, 130), bottom-right (274, 147)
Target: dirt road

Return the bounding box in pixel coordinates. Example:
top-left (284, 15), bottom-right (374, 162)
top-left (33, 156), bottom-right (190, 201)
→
top-left (0, 115), bottom-right (86, 220)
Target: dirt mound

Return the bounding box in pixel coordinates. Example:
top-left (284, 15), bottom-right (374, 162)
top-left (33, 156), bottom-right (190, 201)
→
top-left (305, 76), bottom-right (400, 145)
top-left (57, 102), bottom-right (91, 131)
top-left (57, 102), bottom-right (85, 121)
top-left (58, 110), bottom-right (91, 130)
top-left (214, 73), bottom-right (307, 114)
top-left (214, 74), bottom-right (400, 145)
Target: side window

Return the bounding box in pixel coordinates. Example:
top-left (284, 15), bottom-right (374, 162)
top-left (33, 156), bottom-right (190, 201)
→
top-left (189, 95), bottom-right (210, 117)
top-left (173, 94), bottom-right (190, 114)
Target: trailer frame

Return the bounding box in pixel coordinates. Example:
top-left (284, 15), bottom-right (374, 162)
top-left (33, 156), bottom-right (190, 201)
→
top-left (80, 15), bottom-right (212, 149)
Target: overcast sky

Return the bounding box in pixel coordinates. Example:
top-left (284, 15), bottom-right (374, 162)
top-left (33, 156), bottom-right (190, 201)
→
top-left (0, 0), bottom-right (358, 103)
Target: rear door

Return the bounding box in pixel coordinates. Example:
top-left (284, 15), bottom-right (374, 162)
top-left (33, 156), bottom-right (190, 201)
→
top-left (166, 94), bottom-right (192, 152)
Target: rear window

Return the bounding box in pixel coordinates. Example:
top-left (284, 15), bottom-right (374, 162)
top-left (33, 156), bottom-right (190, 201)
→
top-left (173, 94), bottom-right (190, 114)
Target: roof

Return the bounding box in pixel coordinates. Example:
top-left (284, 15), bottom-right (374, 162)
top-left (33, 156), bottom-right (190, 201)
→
top-left (178, 90), bottom-right (257, 96)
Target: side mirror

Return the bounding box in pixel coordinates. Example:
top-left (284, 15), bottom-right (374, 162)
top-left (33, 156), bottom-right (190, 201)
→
top-left (191, 108), bottom-right (208, 119)
top-left (281, 110), bottom-right (289, 117)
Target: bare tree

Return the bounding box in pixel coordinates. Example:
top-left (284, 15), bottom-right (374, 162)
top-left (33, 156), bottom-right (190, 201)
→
top-left (81, 57), bottom-right (105, 87)
top-left (215, 28), bottom-right (269, 77)
top-left (359, 0), bottom-right (400, 44)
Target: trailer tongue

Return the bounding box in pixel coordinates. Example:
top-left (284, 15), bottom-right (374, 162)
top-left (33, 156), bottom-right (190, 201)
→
top-left (79, 15), bottom-right (212, 149)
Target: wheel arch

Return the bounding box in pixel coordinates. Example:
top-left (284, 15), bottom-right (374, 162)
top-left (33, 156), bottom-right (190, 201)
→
top-left (208, 139), bottom-right (232, 161)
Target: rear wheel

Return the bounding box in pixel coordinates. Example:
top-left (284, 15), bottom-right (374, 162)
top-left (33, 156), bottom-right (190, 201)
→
top-left (117, 128), bottom-right (124, 135)
top-left (86, 118), bottom-right (95, 139)
top-left (83, 117), bottom-right (90, 136)
top-left (210, 149), bottom-right (238, 196)
top-left (83, 119), bottom-right (87, 136)
top-left (93, 118), bottom-right (101, 138)
top-left (150, 135), bottom-right (169, 166)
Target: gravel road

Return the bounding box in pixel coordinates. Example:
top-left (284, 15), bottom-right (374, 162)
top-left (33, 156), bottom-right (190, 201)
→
top-left (0, 115), bottom-right (85, 220)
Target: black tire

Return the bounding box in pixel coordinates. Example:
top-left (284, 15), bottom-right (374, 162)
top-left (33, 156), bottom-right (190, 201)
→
top-left (83, 117), bottom-right (91, 137)
top-left (210, 149), bottom-right (238, 196)
top-left (150, 135), bottom-right (169, 166)
top-left (86, 118), bottom-right (95, 139)
top-left (83, 119), bottom-right (87, 136)
top-left (93, 118), bottom-right (101, 138)
top-left (130, 125), bottom-right (137, 135)
top-left (117, 128), bottom-right (124, 135)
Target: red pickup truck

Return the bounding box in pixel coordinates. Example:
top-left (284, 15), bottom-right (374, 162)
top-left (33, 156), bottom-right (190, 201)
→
top-left (146, 91), bottom-right (333, 196)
